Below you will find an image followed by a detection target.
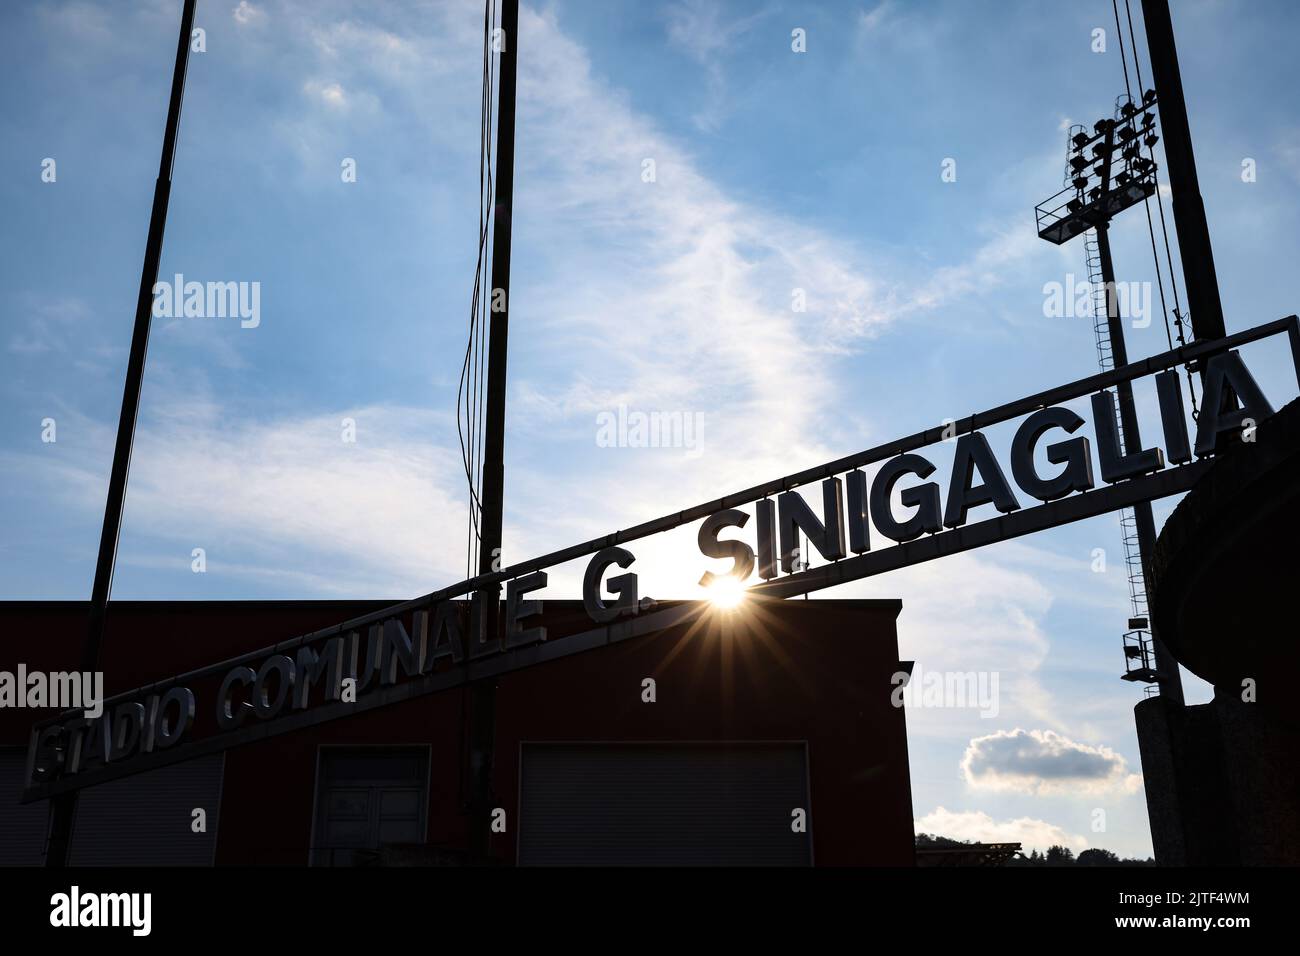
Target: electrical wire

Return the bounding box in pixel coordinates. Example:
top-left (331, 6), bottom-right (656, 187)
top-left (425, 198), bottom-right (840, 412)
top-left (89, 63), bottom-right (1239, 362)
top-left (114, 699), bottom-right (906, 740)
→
top-left (1127, 0), bottom-right (1199, 413)
top-left (1110, 3), bottom-right (1171, 352)
top-left (1112, 0), bottom-right (1134, 104)
top-left (456, 0), bottom-right (498, 579)
top-left (1116, 0), bottom-right (1199, 413)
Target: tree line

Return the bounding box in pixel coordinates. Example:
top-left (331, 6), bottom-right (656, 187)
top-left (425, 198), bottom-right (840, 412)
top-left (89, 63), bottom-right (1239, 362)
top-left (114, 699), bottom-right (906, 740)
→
top-left (916, 832), bottom-right (1155, 866)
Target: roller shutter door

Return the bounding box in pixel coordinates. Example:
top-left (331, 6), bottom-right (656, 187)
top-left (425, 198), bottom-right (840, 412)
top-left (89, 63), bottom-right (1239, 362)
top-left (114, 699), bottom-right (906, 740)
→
top-left (68, 754), bottom-right (225, 865)
top-left (0, 750), bottom-right (50, 865)
top-left (518, 742), bottom-right (812, 866)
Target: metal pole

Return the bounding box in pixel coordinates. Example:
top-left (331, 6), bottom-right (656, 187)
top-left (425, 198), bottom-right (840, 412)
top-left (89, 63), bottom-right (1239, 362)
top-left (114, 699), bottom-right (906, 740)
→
top-left (1095, 224), bottom-right (1185, 705)
top-left (468, 0), bottom-right (519, 863)
top-left (44, 0), bottom-right (198, 867)
top-left (1140, 0), bottom-right (1226, 343)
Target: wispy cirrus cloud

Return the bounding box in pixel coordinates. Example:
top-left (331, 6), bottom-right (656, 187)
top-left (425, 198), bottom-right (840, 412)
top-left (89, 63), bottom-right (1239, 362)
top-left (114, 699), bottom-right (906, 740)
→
top-left (663, 0), bottom-right (774, 132)
top-left (858, 1), bottom-right (896, 34)
top-left (6, 296), bottom-right (94, 356)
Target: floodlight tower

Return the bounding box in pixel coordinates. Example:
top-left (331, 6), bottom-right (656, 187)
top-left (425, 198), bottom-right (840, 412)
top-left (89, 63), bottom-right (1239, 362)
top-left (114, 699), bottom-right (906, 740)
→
top-left (1034, 93), bottom-right (1184, 704)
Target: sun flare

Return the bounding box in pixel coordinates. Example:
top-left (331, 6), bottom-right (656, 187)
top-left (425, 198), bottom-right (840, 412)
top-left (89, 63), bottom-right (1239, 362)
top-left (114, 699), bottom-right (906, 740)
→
top-left (707, 576), bottom-right (747, 610)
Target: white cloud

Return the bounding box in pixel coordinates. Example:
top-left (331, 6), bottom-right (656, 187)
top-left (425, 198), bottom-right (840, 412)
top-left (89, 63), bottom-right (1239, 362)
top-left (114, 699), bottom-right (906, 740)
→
top-left (915, 806), bottom-right (1088, 853)
top-left (853, 0), bottom-right (948, 52)
top-left (663, 1), bottom-right (771, 131)
top-left (7, 297), bottom-right (93, 356)
top-left (510, 3), bottom-right (919, 502)
top-left (308, 18), bottom-right (427, 79)
top-left (4, 396), bottom-right (470, 598)
top-left (962, 728), bottom-right (1143, 795)
top-left (859, 1), bottom-right (896, 34)
top-left (665, 1), bottom-right (740, 63)
top-left (126, 406), bottom-right (469, 595)
top-left (37, 1), bottom-right (116, 46)
top-left (233, 1), bottom-right (264, 26)
top-left (909, 225), bottom-right (1042, 314)
top-left (249, 3), bottom-right (482, 180)
top-left (302, 79), bottom-right (351, 110)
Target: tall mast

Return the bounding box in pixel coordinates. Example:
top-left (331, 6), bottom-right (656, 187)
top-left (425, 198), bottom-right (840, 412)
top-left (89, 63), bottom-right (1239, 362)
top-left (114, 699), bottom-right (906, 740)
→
top-left (467, 0), bottom-right (519, 862)
top-left (45, 0), bottom-right (198, 867)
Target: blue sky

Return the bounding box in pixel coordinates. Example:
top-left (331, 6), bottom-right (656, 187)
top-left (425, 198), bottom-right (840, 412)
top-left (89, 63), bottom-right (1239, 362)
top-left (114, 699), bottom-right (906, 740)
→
top-left (3, 0), bottom-right (1299, 857)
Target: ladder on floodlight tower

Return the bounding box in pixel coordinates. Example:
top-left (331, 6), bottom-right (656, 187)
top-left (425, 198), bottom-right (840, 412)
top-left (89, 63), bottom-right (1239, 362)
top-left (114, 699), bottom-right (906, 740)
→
top-left (1066, 127), bottom-right (1159, 689)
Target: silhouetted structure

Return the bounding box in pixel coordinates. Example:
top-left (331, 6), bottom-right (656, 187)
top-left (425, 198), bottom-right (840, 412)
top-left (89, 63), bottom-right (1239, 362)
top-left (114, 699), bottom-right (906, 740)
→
top-left (2, 598), bottom-right (915, 866)
top-left (1141, 399), bottom-right (1300, 864)
top-left (915, 842), bottom-right (1022, 867)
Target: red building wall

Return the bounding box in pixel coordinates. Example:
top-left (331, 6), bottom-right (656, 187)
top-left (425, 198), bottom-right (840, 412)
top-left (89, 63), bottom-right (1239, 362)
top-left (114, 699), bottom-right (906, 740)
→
top-left (1, 597), bottom-right (914, 866)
